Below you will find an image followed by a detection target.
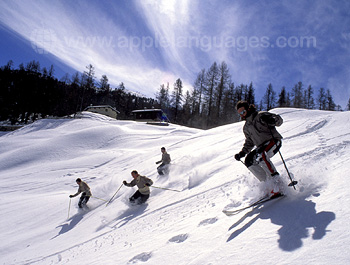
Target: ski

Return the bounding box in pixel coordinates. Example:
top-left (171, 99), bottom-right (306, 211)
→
top-left (223, 193), bottom-right (285, 216)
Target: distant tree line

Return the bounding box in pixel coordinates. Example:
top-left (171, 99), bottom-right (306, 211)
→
top-left (0, 60), bottom-right (347, 129)
top-left (0, 60), bottom-right (157, 125)
top-left (156, 61), bottom-right (345, 128)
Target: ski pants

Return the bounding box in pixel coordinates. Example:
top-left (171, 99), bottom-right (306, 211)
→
top-left (129, 190), bottom-right (149, 204)
top-left (157, 163), bottom-right (170, 175)
top-left (244, 140), bottom-right (281, 182)
top-left (78, 192), bottom-right (90, 208)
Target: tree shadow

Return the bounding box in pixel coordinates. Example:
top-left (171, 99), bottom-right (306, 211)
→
top-left (227, 197), bottom-right (335, 251)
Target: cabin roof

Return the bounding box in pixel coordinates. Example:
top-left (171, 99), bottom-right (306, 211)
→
top-left (84, 105), bottom-right (120, 113)
top-left (131, 109), bottom-right (162, 113)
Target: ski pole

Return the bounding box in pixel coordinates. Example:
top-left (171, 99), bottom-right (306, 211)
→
top-left (91, 196), bottom-right (108, 202)
top-left (151, 186), bottom-right (181, 192)
top-left (106, 183), bottom-right (124, 206)
top-left (268, 127), bottom-right (298, 189)
top-left (276, 149), bottom-right (298, 189)
top-left (68, 198), bottom-right (71, 219)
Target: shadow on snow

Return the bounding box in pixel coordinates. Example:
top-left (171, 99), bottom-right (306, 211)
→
top-left (51, 210), bottom-right (87, 239)
top-left (226, 196), bottom-right (335, 251)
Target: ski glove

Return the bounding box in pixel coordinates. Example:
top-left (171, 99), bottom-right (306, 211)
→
top-left (234, 151), bottom-right (245, 161)
top-left (145, 183), bottom-right (151, 186)
top-left (69, 195), bottom-right (73, 198)
top-left (123, 180), bottom-right (127, 185)
top-left (261, 115), bottom-right (276, 126)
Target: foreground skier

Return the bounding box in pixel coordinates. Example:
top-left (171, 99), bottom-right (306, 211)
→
top-left (123, 170), bottom-right (153, 204)
top-left (234, 101), bottom-right (284, 196)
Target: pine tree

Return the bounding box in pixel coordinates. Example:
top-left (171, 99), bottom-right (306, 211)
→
top-left (221, 82), bottom-right (239, 124)
top-left (181, 90), bottom-right (192, 125)
top-left (286, 92), bottom-right (291, 107)
top-left (26, 60), bottom-right (40, 73)
top-left (48, 65), bottom-right (54, 78)
top-left (215, 61), bottom-right (230, 122)
top-left (3, 60), bottom-right (14, 70)
top-left (83, 64), bottom-right (95, 90)
top-left (171, 78), bottom-right (183, 123)
top-left (97, 75), bottom-right (110, 104)
top-left (155, 84), bottom-right (170, 110)
top-left (278, 86), bottom-right (287, 107)
top-left (79, 64), bottom-right (96, 110)
top-left (263, 83), bottom-right (276, 110)
top-left (258, 100), bottom-right (264, 111)
top-left (326, 89), bottom-right (335, 111)
top-left (203, 62), bottom-right (219, 127)
top-left (192, 69), bottom-right (206, 116)
top-left (305, 85), bottom-right (315, 109)
top-left (234, 84), bottom-right (245, 103)
top-left (317, 88), bottom-right (327, 110)
top-left (292, 81), bottom-right (304, 108)
top-left (246, 82), bottom-right (255, 105)
top-left (99, 75), bottom-right (109, 92)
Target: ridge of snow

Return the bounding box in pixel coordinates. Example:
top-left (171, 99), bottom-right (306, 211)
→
top-left (0, 108), bottom-right (349, 264)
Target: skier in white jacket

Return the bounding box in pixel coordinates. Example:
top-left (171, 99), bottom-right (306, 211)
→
top-left (123, 170), bottom-right (153, 204)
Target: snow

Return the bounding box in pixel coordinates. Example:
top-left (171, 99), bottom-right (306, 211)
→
top-left (0, 109), bottom-right (349, 265)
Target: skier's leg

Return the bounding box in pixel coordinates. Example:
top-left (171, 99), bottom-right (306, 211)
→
top-left (130, 190), bottom-right (141, 203)
top-left (79, 192), bottom-right (89, 208)
top-left (78, 194), bottom-right (84, 208)
top-left (163, 164), bottom-right (170, 175)
top-left (157, 164), bottom-right (165, 175)
top-left (258, 140), bottom-right (281, 177)
top-left (83, 195), bottom-right (90, 206)
top-left (258, 140), bottom-right (284, 194)
top-left (245, 150), bottom-right (268, 182)
top-left (138, 194), bottom-right (150, 204)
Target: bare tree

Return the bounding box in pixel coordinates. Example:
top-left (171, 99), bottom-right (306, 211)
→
top-left (215, 61), bottom-right (230, 119)
top-left (203, 62), bottom-right (219, 127)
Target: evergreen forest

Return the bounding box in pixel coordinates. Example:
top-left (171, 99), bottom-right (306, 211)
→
top-left (0, 60), bottom-right (348, 129)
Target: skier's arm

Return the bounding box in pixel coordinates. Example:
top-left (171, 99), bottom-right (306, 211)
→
top-left (242, 134), bottom-right (254, 155)
top-left (123, 179), bottom-right (136, 187)
top-left (70, 190), bottom-right (81, 198)
top-left (145, 178), bottom-right (153, 186)
top-left (260, 113), bottom-right (283, 127)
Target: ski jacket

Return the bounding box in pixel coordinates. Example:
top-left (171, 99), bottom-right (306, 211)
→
top-left (158, 152), bottom-right (171, 164)
top-left (241, 111), bottom-right (283, 154)
top-left (72, 181), bottom-right (92, 197)
top-left (125, 175), bottom-right (154, 195)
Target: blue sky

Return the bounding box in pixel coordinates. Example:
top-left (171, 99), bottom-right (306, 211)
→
top-left (0, 0), bottom-right (350, 108)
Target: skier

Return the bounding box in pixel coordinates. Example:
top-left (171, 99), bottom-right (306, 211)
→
top-left (123, 170), bottom-right (154, 204)
top-left (69, 178), bottom-right (92, 208)
top-left (156, 147), bottom-right (171, 175)
top-left (234, 100), bottom-right (284, 196)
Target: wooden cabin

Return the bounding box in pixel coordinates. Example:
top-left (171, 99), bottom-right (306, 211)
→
top-left (131, 109), bottom-right (169, 126)
top-left (84, 105), bottom-right (120, 119)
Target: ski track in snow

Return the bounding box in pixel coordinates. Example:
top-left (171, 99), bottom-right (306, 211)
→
top-left (0, 109), bottom-right (349, 264)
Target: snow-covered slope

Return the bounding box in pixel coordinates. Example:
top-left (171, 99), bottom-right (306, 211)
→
top-left (0, 109), bottom-right (349, 265)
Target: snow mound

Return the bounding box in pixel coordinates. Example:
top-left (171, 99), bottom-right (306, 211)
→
top-left (0, 109), bottom-right (349, 264)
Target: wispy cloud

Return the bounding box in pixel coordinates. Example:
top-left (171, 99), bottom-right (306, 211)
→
top-left (0, 0), bottom-right (181, 95)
